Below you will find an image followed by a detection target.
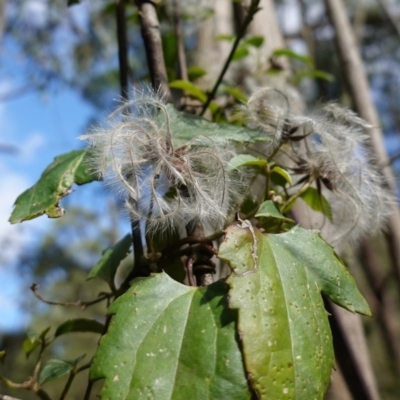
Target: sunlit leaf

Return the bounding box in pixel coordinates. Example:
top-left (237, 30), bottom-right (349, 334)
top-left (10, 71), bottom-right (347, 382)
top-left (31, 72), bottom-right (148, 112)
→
top-left (255, 200), bottom-right (295, 225)
top-left (270, 166), bottom-right (292, 187)
top-left (232, 45), bottom-right (249, 61)
top-left (214, 34), bottom-right (235, 42)
top-left (9, 150), bottom-right (97, 224)
top-left (227, 154), bottom-right (267, 172)
top-left (187, 66), bottom-right (207, 80)
top-left (90, 273), bottom-right (250, 400)
top-left (244, 35), bottom-right (264, 48)
top-left (300, 187), bottom-right (333, 222)
top-left (38, 359), bottom-right (73, 386)
top-left (223, 86), bottom-right (248, 103)
top-left (161, 105), bottom-right (267, 146)
top-left (272, 48), bottom-right (314, 67)
top-left (23, 327), bottom-right (51, 358)
top-left (218, 224), bottom-right (370, 399)
top-left (87, 234), bottom-right (132, 290)
top-left (169, 80), bottom-right (207, 102)
top-left (293, 70), bottom-right (335, 85)
top-left (55, 319), bottom-right (104, 337)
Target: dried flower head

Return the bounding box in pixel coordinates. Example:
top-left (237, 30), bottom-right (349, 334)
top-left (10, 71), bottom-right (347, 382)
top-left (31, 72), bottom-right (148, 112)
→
top-left (246, 87), bottom-right (394, 247)
top-left (80, 87), bottom-right (244, 235)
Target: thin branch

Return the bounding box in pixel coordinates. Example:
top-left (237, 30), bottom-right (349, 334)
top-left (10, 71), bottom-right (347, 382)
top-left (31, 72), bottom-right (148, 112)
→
top-left (200, 0), bottom-right (261, 115)
top-left (136, 0), bottom-right (171, 100)
top-left (116, 0), bottom-right (130, 101)
top-left (30, 284), bottom-right (111, 309)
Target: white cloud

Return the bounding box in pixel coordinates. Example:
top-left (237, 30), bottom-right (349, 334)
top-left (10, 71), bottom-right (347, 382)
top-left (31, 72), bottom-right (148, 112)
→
top-left (21, 132), bottom-right (46, 162)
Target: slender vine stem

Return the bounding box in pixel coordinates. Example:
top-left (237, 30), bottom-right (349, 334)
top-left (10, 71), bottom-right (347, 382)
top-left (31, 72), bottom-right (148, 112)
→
top-left (200, 0), bottom-right (261, 115)
top-left (281, 176), bottom-right (314, 213)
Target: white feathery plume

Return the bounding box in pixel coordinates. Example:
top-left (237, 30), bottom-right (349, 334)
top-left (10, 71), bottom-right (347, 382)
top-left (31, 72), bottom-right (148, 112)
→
top-left (80, 86), bottom-right (244, 236)
top-left (293, 104), bottom-right (394, 247)
top-left (245, 87), bottom-right (394, 247)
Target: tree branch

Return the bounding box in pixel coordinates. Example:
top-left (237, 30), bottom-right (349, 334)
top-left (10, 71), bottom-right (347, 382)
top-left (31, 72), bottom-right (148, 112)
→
top-left (136, 0), bottom-right (171, 100)
top-left (30, 284), bottom-right (111, 309)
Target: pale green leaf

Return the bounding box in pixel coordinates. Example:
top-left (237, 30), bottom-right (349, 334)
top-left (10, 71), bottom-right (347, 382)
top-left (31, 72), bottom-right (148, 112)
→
top-left (293, 70), bottom-right (335, 85)
top-left (90, 273), bottom-right (250, 400)
top-left (232, 45), bottom-right (249, 61)
top-left (161, 105), bottom-right (267, 146)
top-left (169, 80), bottom-right (207, 102)
top-left (187, 66), bottom-right (207, 80)
top-left (23, 327), bottom-right (51, 358)
top-left (227, 154), bottom-right (267, 172)
top-left (255, 200), bottom-right (294, 225)
top-left (244, 36), bottom-right (264, 48)
top-left (223, 86), bottom-right (248, 103)
top-left (272, 48), bottom-right (314, 67)
top-left (218, 224), bottom-right (370, 399)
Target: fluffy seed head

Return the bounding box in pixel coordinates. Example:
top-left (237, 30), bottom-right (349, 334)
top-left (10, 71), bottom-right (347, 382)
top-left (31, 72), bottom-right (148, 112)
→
top-left (80, 87), bottom-right (244, 235)
top-left (245, 87), bottom-right (394, 247)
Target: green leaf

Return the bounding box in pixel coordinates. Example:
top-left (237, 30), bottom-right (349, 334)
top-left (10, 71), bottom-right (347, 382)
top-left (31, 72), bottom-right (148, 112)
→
top-left (272, 48), bottom-right (314, 67)
top-left (270, 166), bottom-right (292, 187)
top-left (244, 35), bottom-right (264, 48)
top-left (214, 34), bottom-right (235, 42)
top-left (223, 86), bottom-right (248, 103)
top-left (169, 80), bottom-right (207, 102)
top-left (9, 150), bottom-right (97, 224)
top-left (255, 200), bottom-right (295, 225)
top-left (187, 66), bottom-right (207, 80)
top-left (161, 104), bottom-right (268, 146)
top-left (0, 350), bottom-right (5, 364)
top-left (38, 359), bottom-right (73, 386)
top-left (232, 45), bottom-right (249, 61)
top-left (218, 224), bottom-right (370, 399)
top-left (23, 327), bottom-right (50, 358)
top-left (87, 234), bottom-right (132, 290)
top-left (90, 273), bottom-right (250, 400)
top-left (300, 187), bottom-right (333, 222)
top-left (293, 70), bottom-right (335, 85)
top-left (227, 154), bottom-right (267, 172)
top-left (55, 319), bottom-right (104, 337)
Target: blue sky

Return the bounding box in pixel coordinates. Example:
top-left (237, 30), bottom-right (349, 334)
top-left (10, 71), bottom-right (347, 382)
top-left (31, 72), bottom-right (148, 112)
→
top-left (0, 87), bottom-right (100, 331)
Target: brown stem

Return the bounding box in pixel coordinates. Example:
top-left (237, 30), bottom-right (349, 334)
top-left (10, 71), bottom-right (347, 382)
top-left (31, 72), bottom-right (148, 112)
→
top-left (185, 256), bottom-right (196, 286)
top-left (30, 284), bottom-right (111, 309)
top-left (136, 0), bottom-right (171, 100)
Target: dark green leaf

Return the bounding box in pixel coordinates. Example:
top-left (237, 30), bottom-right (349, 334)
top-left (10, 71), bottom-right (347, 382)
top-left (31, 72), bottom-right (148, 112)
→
top-left (270, 166), bottom-right (292, 187)
top-left (218, 224), bottom-right (370, 399)
top-left (90, 273), bottom-right (250, 400)
top-left (272, 48), bottom-right (314, 67)
top-left (38, 359), bottom-right (73, 386)
top-left (55, 319), bottom-right (104, 337)
top-left (223, 86), bottom-right (248, 103)
top-left (232, 45), bottom-right (249, 61)
top-left (244, 36), bottom-right (264, 48)
top-left (161, 104), bottom-right (268, 146)
top-left (300, 187), bottom-right (333, 222)
top-left (293, 70), bottom-right (335, 85)
top-left (23, 327), bottom-right (50, 358)
top-left (87, 234), bottom-right (132, 290)
top-left (9, 150), bottom-right (97, 224)
top-left (187, 66), bottom-right (207, 80)
top-left (227, 154), bottom-right (267, 172)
